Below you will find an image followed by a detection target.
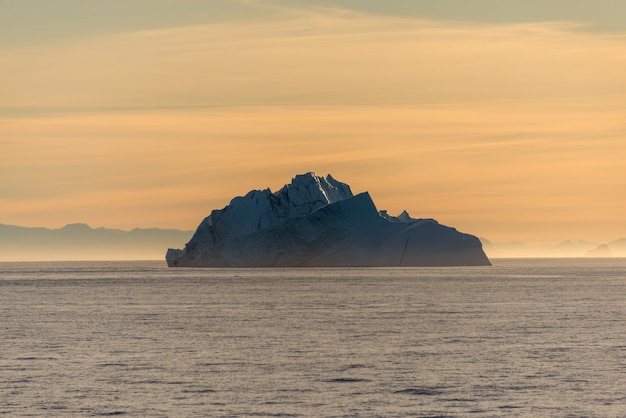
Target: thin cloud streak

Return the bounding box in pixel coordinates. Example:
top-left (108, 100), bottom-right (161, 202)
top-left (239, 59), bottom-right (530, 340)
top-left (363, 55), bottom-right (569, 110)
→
top-left (2, 101), bottom-right (625, 243)
top-left (2, 11), bottom-right (625, 108)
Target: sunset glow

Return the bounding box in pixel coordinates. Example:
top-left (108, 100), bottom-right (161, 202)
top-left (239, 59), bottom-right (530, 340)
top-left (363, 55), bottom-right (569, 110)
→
top-left (2, 0), bottom-right (625, 246)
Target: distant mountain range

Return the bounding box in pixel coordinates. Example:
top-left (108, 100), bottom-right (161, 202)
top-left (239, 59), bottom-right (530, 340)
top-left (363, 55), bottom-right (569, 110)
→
top-left (0, 223), bottom-right (193, 261)
top-left (480, 238), bottom-right (626, 258)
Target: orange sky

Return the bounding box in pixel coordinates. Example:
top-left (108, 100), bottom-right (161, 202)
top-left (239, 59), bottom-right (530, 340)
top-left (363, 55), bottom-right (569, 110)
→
top-left (2, 1), bottom-right (626, 245)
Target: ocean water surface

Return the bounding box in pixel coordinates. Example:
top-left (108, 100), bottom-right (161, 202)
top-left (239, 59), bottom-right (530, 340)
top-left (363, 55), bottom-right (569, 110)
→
top-left (1, 259), bottom-right (625, 417)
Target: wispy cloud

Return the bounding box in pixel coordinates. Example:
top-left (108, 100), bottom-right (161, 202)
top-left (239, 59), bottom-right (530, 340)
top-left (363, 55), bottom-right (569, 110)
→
top-left (2, 8), bottom-right (625, 109)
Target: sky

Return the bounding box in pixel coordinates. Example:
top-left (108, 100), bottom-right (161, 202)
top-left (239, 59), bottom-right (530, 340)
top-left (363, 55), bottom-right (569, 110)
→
top-left (1, 0), bottom-right (626, 245)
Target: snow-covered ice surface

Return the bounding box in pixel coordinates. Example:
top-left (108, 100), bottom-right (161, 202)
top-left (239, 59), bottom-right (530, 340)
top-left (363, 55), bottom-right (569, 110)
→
top-left (1, 258), bottom-right (625, 417)
top-left (167, 173), bottom-right (490, 267)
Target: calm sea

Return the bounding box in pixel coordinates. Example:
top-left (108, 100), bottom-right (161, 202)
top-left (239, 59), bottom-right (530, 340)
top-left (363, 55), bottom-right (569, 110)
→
top-left (1, 259), bottom-right (625, 417)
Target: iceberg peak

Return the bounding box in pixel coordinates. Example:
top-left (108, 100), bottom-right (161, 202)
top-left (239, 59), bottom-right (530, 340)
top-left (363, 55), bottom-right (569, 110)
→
top-left (278, 172), bottom-right (353, 208)
top-left (397, 210), bottom-right (412, 222)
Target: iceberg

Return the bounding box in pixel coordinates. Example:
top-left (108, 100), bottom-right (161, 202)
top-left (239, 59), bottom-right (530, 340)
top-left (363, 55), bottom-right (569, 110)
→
top-left (166, 173), bottom-right (490, 267)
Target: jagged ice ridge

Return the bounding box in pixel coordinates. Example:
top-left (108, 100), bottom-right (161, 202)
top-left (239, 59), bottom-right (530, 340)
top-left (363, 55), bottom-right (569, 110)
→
top-left (166, 173), bottom-right (490, 267)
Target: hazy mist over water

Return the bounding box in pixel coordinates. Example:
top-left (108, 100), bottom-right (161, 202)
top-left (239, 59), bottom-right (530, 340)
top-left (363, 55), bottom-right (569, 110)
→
top-left (1, 259), bottom-right (625, 417)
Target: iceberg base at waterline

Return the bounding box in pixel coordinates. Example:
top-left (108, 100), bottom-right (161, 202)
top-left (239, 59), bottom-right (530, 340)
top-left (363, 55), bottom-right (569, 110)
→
top-left (166, 173), bottom-right (491, 267)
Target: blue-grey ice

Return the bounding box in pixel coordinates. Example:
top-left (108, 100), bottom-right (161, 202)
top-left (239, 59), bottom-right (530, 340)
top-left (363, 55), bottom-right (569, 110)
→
top-left (166, 173), bottom-right (490, 267)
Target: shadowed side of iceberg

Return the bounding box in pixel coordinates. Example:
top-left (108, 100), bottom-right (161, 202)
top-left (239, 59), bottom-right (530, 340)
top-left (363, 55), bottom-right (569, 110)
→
top-left (169, 172), bottom-right (354, 264)
top-left (167, 191), bottom-right (490, 267)
top-left (292, 194), bottom-right (490, 267)
top-left (167, 192), bottom-right (376, 267)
